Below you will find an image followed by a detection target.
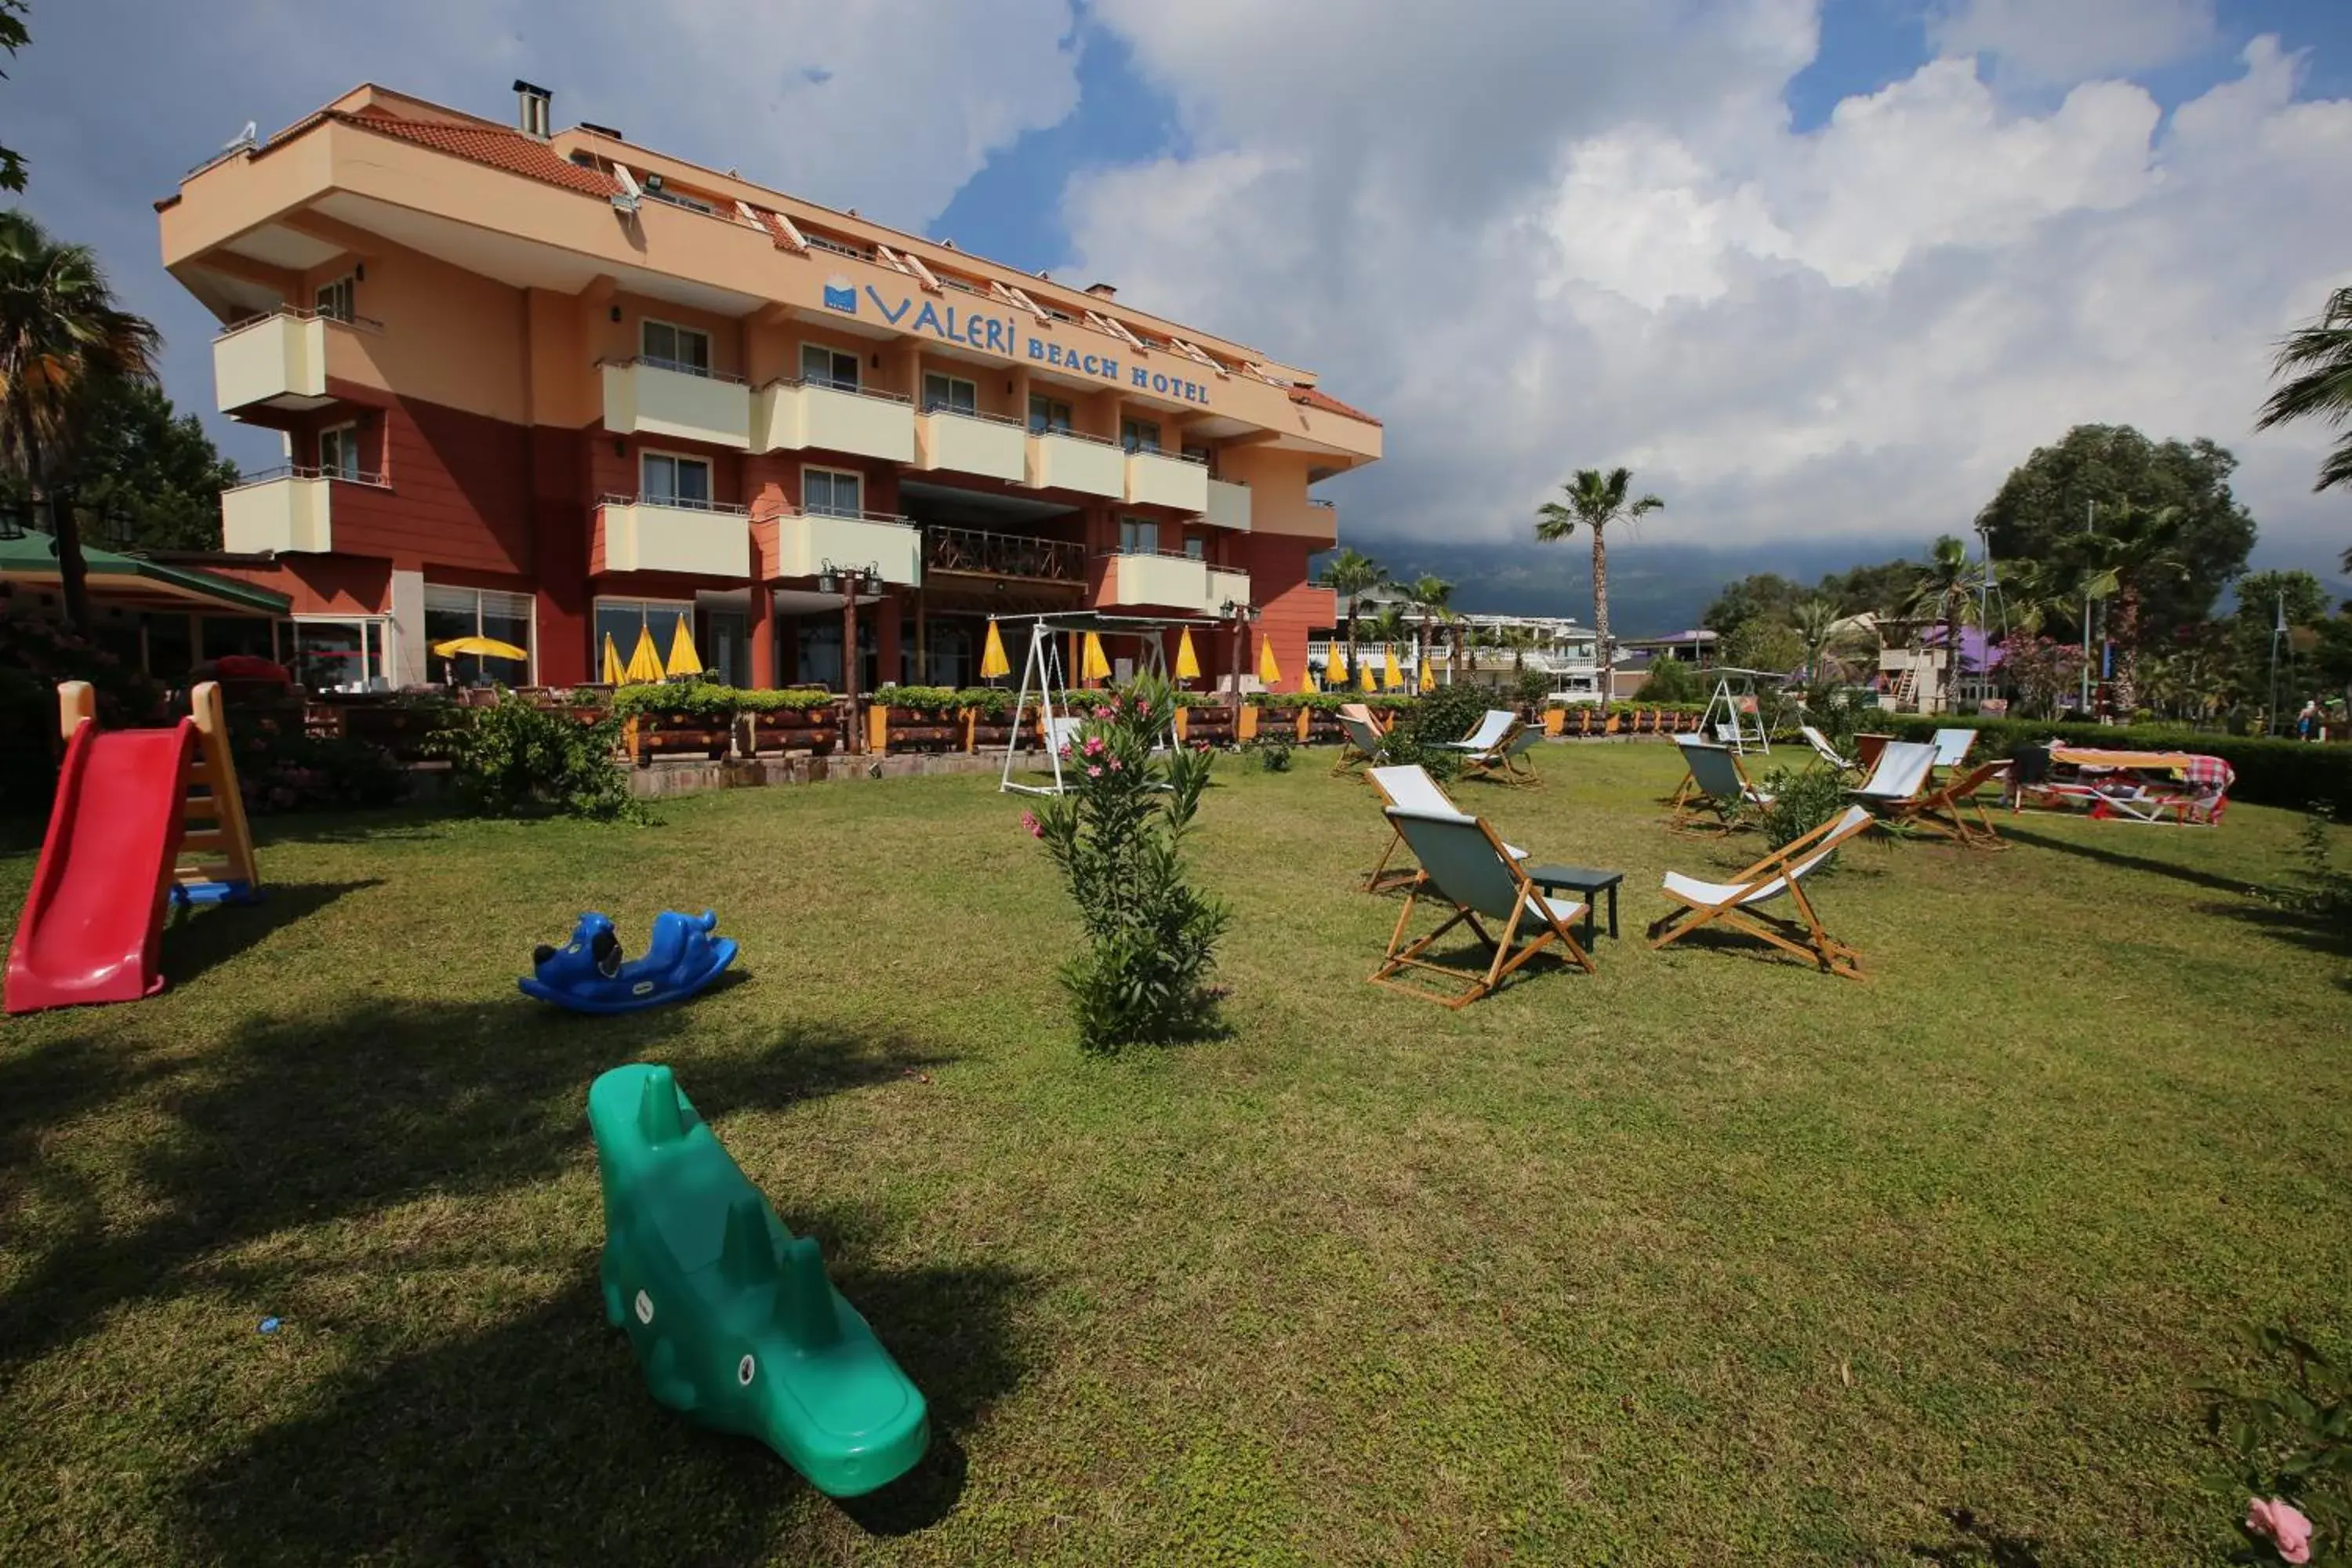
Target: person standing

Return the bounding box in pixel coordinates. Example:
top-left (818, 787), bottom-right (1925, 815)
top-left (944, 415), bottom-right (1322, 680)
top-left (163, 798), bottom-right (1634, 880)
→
top-left (2296, 699), bottom-right (2320, 741)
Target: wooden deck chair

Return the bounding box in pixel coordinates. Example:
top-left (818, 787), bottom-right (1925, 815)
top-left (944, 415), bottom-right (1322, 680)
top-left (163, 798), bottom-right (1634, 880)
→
top-left (1853, 733), bottom-right (1893, 772)
top-left (1363, 764), bottom-right (1529, 892)
top-left (1446, 710), bottom-right (1516, 757)
top-left (1665, 731), bottom-right (1708, 808)
top-left (1929, 728), bottom-right (1977, 772)
top-left (1798, 724), bottom-right (1859, 775)
top-left (1846, 741), bottom-right (1937, 812)
top-left (1647, 804), bottom-right (1876, 979)
top-left (1878, 759), bottom-right (2012, 848)
top-left (1331, 709), bottom-right (1385, 776)
top-left (1460, 722), bottom-right (1540, 787)
top-left (1369, 808), bottom-right (1594, 1007)
top-left (1669, 740), bottom-right (1773, 833)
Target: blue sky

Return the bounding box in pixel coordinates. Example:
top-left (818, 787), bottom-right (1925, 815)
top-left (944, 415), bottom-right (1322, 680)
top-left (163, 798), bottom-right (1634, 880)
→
top-left (7, 0), bottom-right (2350, 626)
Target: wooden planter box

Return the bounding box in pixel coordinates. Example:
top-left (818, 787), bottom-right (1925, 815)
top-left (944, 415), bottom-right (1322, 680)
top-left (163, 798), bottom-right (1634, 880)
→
top-left (1303, 711), bottom-right (1346, 745)
top-left (624, 712), bottom-right (731, 765)
top-left (869, 705), bottom-right (967, 754)
top-left (970, 707), bottom-right (1028, 752)
top-left (742, 706), bottom-right (840, 757)
top-left (1179, 706), bottom-right (1238, 746)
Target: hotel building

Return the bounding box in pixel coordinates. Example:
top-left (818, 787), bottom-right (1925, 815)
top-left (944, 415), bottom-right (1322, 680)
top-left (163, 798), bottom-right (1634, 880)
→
top-left (154, 82), bottom-right (1380, 694)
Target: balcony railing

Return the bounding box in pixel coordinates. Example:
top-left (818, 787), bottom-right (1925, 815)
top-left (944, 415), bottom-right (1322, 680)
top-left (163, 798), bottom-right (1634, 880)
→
top-left (599, 491), bottom-right (750, 515)
top-left (597, 354), bottom-right (748, 385)
top-left (925, 526), bottom-right (1083, 583)
top-left (213, 303), bottom-right (387, 339)
top-left (241, 461), bottom-right (389, 488)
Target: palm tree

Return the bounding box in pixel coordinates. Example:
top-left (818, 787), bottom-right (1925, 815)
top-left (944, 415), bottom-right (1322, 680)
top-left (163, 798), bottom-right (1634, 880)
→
top-left (1896, 535), bottom-right (1985, 714)
top-left (1404, 574), bottom-right (1453, 688)
top-left (1535, 467), bottom-right (1663, 678)
top-left (2060, 502), bottom-right (2188, 717)
top-left (1791, 595), bottom-right (1851, 684)
top-left (0, 211), bottom-right (162, 630)
top-left (1323, 547), bottom-right (1387, 682)
top-left (2256, 285), bottom-right (2352, 561)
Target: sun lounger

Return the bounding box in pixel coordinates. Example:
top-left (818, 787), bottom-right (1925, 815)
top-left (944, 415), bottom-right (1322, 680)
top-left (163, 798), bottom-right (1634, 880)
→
top-left (1879, 759), bottom-right (2011, 848)
top-left (1847, 741), bottom-right (1937, 809)
top-left (1798, 724), bottom-right (1858, 775)
top-left (1364, 764), bottom-right (1528, 891)
top-left (1446, 710), bottom-right (1517, 755)
top-left (1459, 722), bottom-right (1540, 787)
top-left (1669, 740), bottom-right (1773, 833)
top-left (1929, 728), bottom-right (1977, 771)
top-left (1368, 808), bottom-right (1594, 1007)
top-left (1646, 804), bottom-right (1876, 978)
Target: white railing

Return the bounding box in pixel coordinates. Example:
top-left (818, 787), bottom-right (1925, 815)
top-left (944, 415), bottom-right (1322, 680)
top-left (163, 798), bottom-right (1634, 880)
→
top-left (235, 462), bottom-right (389, 489)
top-left (213, 303), bottom-right (386, 340)
top-left (758, 373), bottom-right (911, 404)
top-left (598, 355), bottom-right (749, 386)
top-left (598, 491), bottom-right (750, 516)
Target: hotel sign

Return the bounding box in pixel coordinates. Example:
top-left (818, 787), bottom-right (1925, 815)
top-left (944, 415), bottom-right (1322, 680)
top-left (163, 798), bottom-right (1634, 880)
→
top-left (822, 276), bottom-right (1215, 407)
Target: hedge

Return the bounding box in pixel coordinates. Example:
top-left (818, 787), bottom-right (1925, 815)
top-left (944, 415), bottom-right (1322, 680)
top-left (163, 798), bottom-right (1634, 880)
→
top-left (612, 683), bottom-right (838, 720)
top-left (1872, 715), bottom-right (2352, 818)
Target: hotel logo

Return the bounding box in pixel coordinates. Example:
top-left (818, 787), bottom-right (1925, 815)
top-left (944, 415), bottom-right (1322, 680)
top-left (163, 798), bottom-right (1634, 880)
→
top-left (821, 276), bottom-right (857, 314)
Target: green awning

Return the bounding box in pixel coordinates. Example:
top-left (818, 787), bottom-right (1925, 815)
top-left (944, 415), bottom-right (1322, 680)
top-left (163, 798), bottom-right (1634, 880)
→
top-left (0, 531), bottom-right (289, 616)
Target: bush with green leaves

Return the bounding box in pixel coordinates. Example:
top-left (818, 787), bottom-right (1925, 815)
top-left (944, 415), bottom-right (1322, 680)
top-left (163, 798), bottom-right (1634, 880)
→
top-left (430, 691), bottom-right (648, 823)
top-left (1254, 734), bottom-right (1294, 773)
top-left (1025, 675), bottom-right (1229, 1054)
top-left (1635, 655), bottom-right (1704, 702)
top-left (2199, 1324), bottom-right (2351, 1564)
top-left (1755, 764), bottom-right (1853, 851)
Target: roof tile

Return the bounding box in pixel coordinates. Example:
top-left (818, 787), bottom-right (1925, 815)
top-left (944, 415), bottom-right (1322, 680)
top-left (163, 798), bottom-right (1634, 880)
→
top-left (336, 108), bottom-right (620, 198)
top-left (1290, 385), bottom-right (1381, 426)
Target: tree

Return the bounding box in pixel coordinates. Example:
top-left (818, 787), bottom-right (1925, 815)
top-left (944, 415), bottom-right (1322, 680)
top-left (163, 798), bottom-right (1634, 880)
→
top-left (1404, 574), bottom-right (1453, 689)
top-left (1819, 558), bottom-right (1927, 617)
top-left (0, 2), bottom-right (28, 194)
top-left (1724, 615), bottom-right (1804, 677)
top-left (0, 379), bottom-right (240, 552)
top-left (1322, 547), bottom-right (1386, 682)
top-left (1791, 595), bottom-right (1858, 684)
top-left (2060, 501), bottom-right (2190, 715)
top-left (1896, 535), bottom-right (1984, 713)
top-left (1998, 633), bottom-right (2089, 720)
top-left (2256, 287), bottom-right (2352, 540)
top-left (1534, 466), bottom-right (1663, 677)
top-left (1973, 424), bottom-right (2256, 640)
top-left (1701, 572), bottom-right (1802, 636)
top-left (1634, 652), bottom-right (1701, 702)
top-left (0, 211), bottom-right (164, 630)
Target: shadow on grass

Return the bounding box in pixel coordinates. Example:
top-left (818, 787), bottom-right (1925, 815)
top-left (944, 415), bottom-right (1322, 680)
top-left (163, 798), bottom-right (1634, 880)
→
top-left (163, 878), bottom-right (381, 985)
top-left (0, 999), bottom-right (957, 1377)
top-left (1906, 1505), bottom-right (2046, 1566)
top-left (2194, 898), bottom-right (2352, 964)
top-left (2000, 823), bottom-right (2253, 896)
top-left (172, 1239), bottom-right (1031, 1563)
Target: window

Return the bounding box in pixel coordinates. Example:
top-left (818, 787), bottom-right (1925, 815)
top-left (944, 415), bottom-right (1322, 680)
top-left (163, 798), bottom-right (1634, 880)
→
top-left (803, 232), bottom-right (868, 261)
top-left (641, 452), bottom-right (713, 507)
top-left (315, 275), bottom-right (354, 323)
top-left (1119, 517), bottom-right (1159, 555)
top-left (1182, 535), bottom-right (1204, 561)
top-left (644, 185), bottom-right (716, 215)
top-left (1028, 394), bottom-right (1073, 434)
top-left (425, 585), bottom-right (533, 687)
top-left (641, 320), bottom-right (712, 376)
top-left (1121, 418), bottom-right (1161, 455)
top-left (318, 424), bottom-right (361, 481)
top-left (922, 372), bottom-right (977, 415)
top-left (1182, 442), bottom-right (1214, 474)
top-left (594, 598), bottom-right (692, 682)
top-left (289, 617), bottom-right (388, 692)
top-left (803, 467), bottom-right (862, 519)
top-left (801, 344), bottom-right (858, 392)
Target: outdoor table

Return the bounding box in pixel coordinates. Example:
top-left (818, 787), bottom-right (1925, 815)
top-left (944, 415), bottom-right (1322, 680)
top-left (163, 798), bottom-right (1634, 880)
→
top-left (1522, 865), bottom-right (1625, 945)
top-left (2031, 748), bottom-right (2234, 824)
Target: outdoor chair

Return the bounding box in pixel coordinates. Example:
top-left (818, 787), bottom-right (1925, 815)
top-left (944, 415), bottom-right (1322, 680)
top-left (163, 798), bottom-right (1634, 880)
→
top-left (1460, 722), bottom-right (1541, 788)
top-left (1647, 804), bottom-right (1877, 979)
top-left (1363, 764), bottom-right (1529, 892)
top-left (1929, 728), bottom-right (1978, 771)
top-left (1846, 741), bottom-right (1938, 811)
top-left (1877, 759), bottom-right (2013, 848)
top-left (1446, 710), bottom-right (1517, 757)
top-left (1044, 715), bottom-right (1084, 755)
top-left (1368, 808), bottom-right (1595, 1007)
top-left (1668, 740), bottom-right (1773, 833)
top-left (1798, 724), bottom-right (1860, 775)
top-left (1332, 709), bottom-right (1385, 776)
top-left (1853, 733), bottom-right (1893, 772)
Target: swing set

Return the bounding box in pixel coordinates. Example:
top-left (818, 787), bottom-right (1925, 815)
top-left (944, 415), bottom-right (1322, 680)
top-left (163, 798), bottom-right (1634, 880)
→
top-left (996, 611), bottom-right (1221, 796)
top-left (1699, 667), bottom-right (1784, 754)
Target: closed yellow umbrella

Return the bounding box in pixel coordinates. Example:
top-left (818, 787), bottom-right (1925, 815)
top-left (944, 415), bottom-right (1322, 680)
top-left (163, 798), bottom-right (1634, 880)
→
top-left (665, 617), bottom-right (703, 679)
top-left (1356, 657), bottom-right (1377, 693)
top-left (624, 624), bottom-right (666, 684)
top-left (979, 619), bottom-right (1011, 679)
top-left (432, 634), bottom-right (528, 661)
top-left (1419, 658), bottom-right (1436, 693)
top-left (1301, 662), bottom-right (1319, 694)
top-left (1174, 626), bottom-right (1202, 681)
top-left (1257, 632), bottom-right (1281, 687)
top-left (1080, 631), bottom-right (1111, 682)
top-left (601, 633), bottom-right (625, 686)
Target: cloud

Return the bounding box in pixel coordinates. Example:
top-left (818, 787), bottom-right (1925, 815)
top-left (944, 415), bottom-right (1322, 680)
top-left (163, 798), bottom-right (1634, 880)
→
top-left (1062, 12), bottom-right (2352, 569)
top-left (1927, 0), bottom-right (2217, 87)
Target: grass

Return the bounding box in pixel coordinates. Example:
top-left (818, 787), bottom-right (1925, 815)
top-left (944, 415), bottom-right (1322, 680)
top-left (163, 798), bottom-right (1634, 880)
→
top-left (2, 742), bottom-right (2349, 1565)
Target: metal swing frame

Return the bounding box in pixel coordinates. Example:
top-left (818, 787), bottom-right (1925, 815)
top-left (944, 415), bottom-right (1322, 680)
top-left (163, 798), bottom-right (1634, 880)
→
top-left (996, 612), bottom-right (1208, 796)
top-left (1700, 667), bottom-right (1780, 755)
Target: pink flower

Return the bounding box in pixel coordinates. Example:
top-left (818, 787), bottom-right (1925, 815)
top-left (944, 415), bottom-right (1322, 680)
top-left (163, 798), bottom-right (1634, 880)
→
top-left (1082, 735), bottom-right (1105, 757)
top-left (1094, 705), bottom-right (1115, 720)
top-left (2249, 1498), bottom-right (2314, 1564)
top-left (1087, 764), bottom-right (1102, 778)
top-left (1019, 810), bottom-right (1043, 839)
top-left (1058, 743), bottom-right (1073, 760)
top-left (1108, 757), bottom-right (1123, 771)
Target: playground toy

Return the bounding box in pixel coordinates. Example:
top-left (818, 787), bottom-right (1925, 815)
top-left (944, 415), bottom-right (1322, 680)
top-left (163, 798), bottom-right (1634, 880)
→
top-left (586, 1063), bottom-right (929, 1497)
top-left (519, 911), bottom-right (737, 1014)
top-left (5, 681), bottom-right (260, 1015)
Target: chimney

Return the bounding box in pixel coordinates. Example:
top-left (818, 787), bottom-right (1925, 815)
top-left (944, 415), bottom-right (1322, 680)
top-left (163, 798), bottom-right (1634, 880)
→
top-left (513, 79), bottom-right (552, 139)
top-left (1084, 282), bottom-right (1117, 299)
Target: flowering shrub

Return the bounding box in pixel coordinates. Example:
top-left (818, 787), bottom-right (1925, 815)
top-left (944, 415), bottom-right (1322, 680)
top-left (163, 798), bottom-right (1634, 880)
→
top-left (1025, 674), bottom-right (1229, 1053)
top-left (2201, 1325), bottom-right (2350, 1563)
top-left (430, 690), bottom-right (648, 823)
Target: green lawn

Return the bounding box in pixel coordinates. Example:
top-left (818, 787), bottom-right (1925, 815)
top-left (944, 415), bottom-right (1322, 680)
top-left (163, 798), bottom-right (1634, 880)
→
top-left (2, 743), bottom-right (2348, 1565)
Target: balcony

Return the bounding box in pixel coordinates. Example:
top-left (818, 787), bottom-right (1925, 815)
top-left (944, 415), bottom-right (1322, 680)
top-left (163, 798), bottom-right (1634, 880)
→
top-left (212, 308), bottom-right (376, 413)
top-left (1098, 551), bottom-right (1250, 616)
top-left (219, 466), bottom-right (359, 553)
top-left (601, 358), bottom-right (752, 449)
top-left (771, 507), bottom-right (923, 586)
top-left (1124, 448), bottom-right (1210, 513)
top-left (596, 494), bottom-right (752, 577)
top-left (923, 526), bottom-right (1083, 586)
top-left (753, 378), bottom-right (915, 463)
top-left (1025, 429), bottom-right (1125, 498)
top-left (1204, 477), bottom-right (1252, 532)
top-left (915, 408), bottom-right (1026, 484)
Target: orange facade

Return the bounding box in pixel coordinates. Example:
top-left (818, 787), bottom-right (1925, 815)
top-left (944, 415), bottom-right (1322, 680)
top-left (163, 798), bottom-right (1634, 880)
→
top-left (162, 85), bottom-right (1376, 692)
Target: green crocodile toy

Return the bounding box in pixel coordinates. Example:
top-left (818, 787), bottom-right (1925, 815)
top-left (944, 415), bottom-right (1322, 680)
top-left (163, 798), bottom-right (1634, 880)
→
top-left (586, 1063), bottom-right (928, 1497)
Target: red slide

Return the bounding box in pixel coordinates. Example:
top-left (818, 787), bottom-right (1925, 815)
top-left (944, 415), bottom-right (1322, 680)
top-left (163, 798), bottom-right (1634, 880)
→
top-left (5, 719), bottom-right (196, 1014)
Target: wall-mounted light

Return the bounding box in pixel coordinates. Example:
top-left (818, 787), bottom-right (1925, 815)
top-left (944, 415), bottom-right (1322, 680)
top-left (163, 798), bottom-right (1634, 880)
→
top-left (870, 353), bottom-right (881, 368)
top-left (354, 263), bottom-right (366, 281)
top-left (610, 305), bottom-right (622, 323)
top-left (613, 438), bottom-right (626, 458)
